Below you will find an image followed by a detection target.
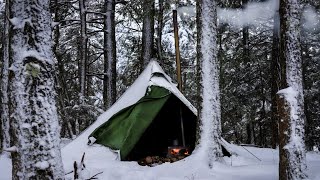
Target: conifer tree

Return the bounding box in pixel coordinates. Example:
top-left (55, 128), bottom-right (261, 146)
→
top-left (198, 0), bottom-right (222, 166)
top-left (9, 0), bottom-right (64, 179)
top-left (278, 0), bottom-right (308, 179)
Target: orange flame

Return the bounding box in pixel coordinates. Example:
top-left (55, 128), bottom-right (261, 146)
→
top-left (170, 148), bottom-right (189, 156)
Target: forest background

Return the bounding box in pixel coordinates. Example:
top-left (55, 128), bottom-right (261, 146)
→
top-left (0, 0), bottom-right (319, 153)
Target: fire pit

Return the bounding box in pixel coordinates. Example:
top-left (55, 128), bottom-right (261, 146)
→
top-left (137, 146), bottom-right (190, 166)
top-left (167, 146), bottom-right (189, 158)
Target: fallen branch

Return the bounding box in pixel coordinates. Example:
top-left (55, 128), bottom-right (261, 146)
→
top-left (241, 146), bottom-right (261, 161)
top-left (86, 172), bottom-right (103, 180)
top-left (65, 170), bottom-right (74, 175)
top-left (81, 152), bottom-right (86, 168)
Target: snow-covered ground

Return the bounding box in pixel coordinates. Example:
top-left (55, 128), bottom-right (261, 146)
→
top-left (1, 60), bottom-right (320, 179)
top-left (1, 143), bottom-right (320, 180)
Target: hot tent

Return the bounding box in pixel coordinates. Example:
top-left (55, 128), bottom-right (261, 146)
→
top-left (88, 60), bottom-right (231, 161)
top-left (88, 60), bottom-right (198, 160)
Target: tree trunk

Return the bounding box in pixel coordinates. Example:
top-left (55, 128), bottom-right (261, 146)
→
top-left (242, 0), bottom-right (249, 60)
top-left (1, 0), bottom-right (10, 151)
top-left (271, 9), bottom-right (280, 149)
top-left (243, 29), bottom-right (255, 145)
top-left (301, 43), bottom-right (314, 151)
top-left (198, 0), bottom-right (222, 167)
top-left (195, 0), bottom-right (202, 144)
top-left (242, 26), bottom-right (249, 60)
top-left (156, 0), bottom-right (164, 61)
top-left (246, 122), bottom-right (254, 144)
top-left (79, 0), bottom-right (88, 103)
top-left (278, 0), bottom-right (308, 179)
top-left (141, 0), bottom-right (155, 70)
top-left (242, 0), bottom-right (254, 146)
top-left (9, 0), bottom-right (65, 179)
top-left (103, 0), bottom-right (117, 109)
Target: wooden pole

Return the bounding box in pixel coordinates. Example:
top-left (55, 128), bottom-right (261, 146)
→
top-left (173, 10), bottom-right (185, 147)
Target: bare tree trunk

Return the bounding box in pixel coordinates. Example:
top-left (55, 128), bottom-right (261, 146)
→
top-left (79, 0), bottom-right (88, 103)
top-left (103, 0), bottom-right (117, 109)
top-left (242, 0), bottom-right (249, 60)
top-left (301, 43), bottom-right (315, 151)
top-left (271, 9), bottom-right (280, 149)
top-left (198, 0), bottom-right (222, 167)
top-left (141, 0), bottom-right (155, 70)
top-left (242, 0), bottom-right (254, 146)
top-left (0, 0), bottom-right (10, 151)
top-left (246, 122), bottom-right (254, 144)
top-left (9, 0), bottom-right (64, 179)
top-left (242, 27), bottom-right (249, 60)
top-left (195, 0), bottom-right (202, 144)
top-left (278, 0), bottom-right (307, 179)
top-left (243, 28), bottom-right (254, 145)
top-left (156, 0), bottom-right (164, 61)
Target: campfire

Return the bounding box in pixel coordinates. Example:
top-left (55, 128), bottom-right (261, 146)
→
top-left (138, 146), bottom-right (190, 166)
top-left (168, 146), bottom-right (189, 157)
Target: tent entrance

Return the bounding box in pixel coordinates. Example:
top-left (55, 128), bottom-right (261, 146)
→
top-left (124, 95), bottom-right (197, 162)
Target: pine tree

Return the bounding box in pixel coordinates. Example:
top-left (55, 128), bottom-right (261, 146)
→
top-left (141, 0), bottom-right (155, 70)
top-left (278, 0), bottom-right (308, 179)
top-left (79, 0), bottom-right (88, 103)
top-left (271, 5), bottom-right (280, 149)
top-left (0, 0), bottom-right (10, 151)
top-left (198, 0), bottom-right (222, 166)
top-left (103, 0), bottom-right (117, 109)
top-left (9, 0), bottom-right (64, 179)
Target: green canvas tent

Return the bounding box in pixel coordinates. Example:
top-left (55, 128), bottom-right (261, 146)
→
top-left (89, 85), bottom-right (197, 160)
top-left (88, 60), bottom-right (231, 160)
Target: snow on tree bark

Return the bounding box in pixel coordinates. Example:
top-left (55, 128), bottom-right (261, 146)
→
top-left (103, 0), bottom-right (117, 109)
top-left (141, 0), bottom-right (155, 69)
top-left (278, 0), bottom-right (308, 179)
top-left (1, 0), bottom-right (10, 150)
top-left (198, 0), bottom-right (222, 166)
top-left (9, 0), bottom-right (64, 179)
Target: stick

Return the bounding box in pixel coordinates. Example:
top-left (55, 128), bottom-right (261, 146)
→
top-left (241, 146), bottom-right (261, 161)
top-left (86, 172), bottom-right (103, 180)
top-left (73, 161), bottom-right (78, 179)
top-left (81, 152), bottom-right (86, 168)
top-left (65, 170), bottom-right (74, 175)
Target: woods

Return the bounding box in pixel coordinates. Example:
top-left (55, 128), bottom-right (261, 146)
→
top-left (0, 0), bottom-right (320, 179)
